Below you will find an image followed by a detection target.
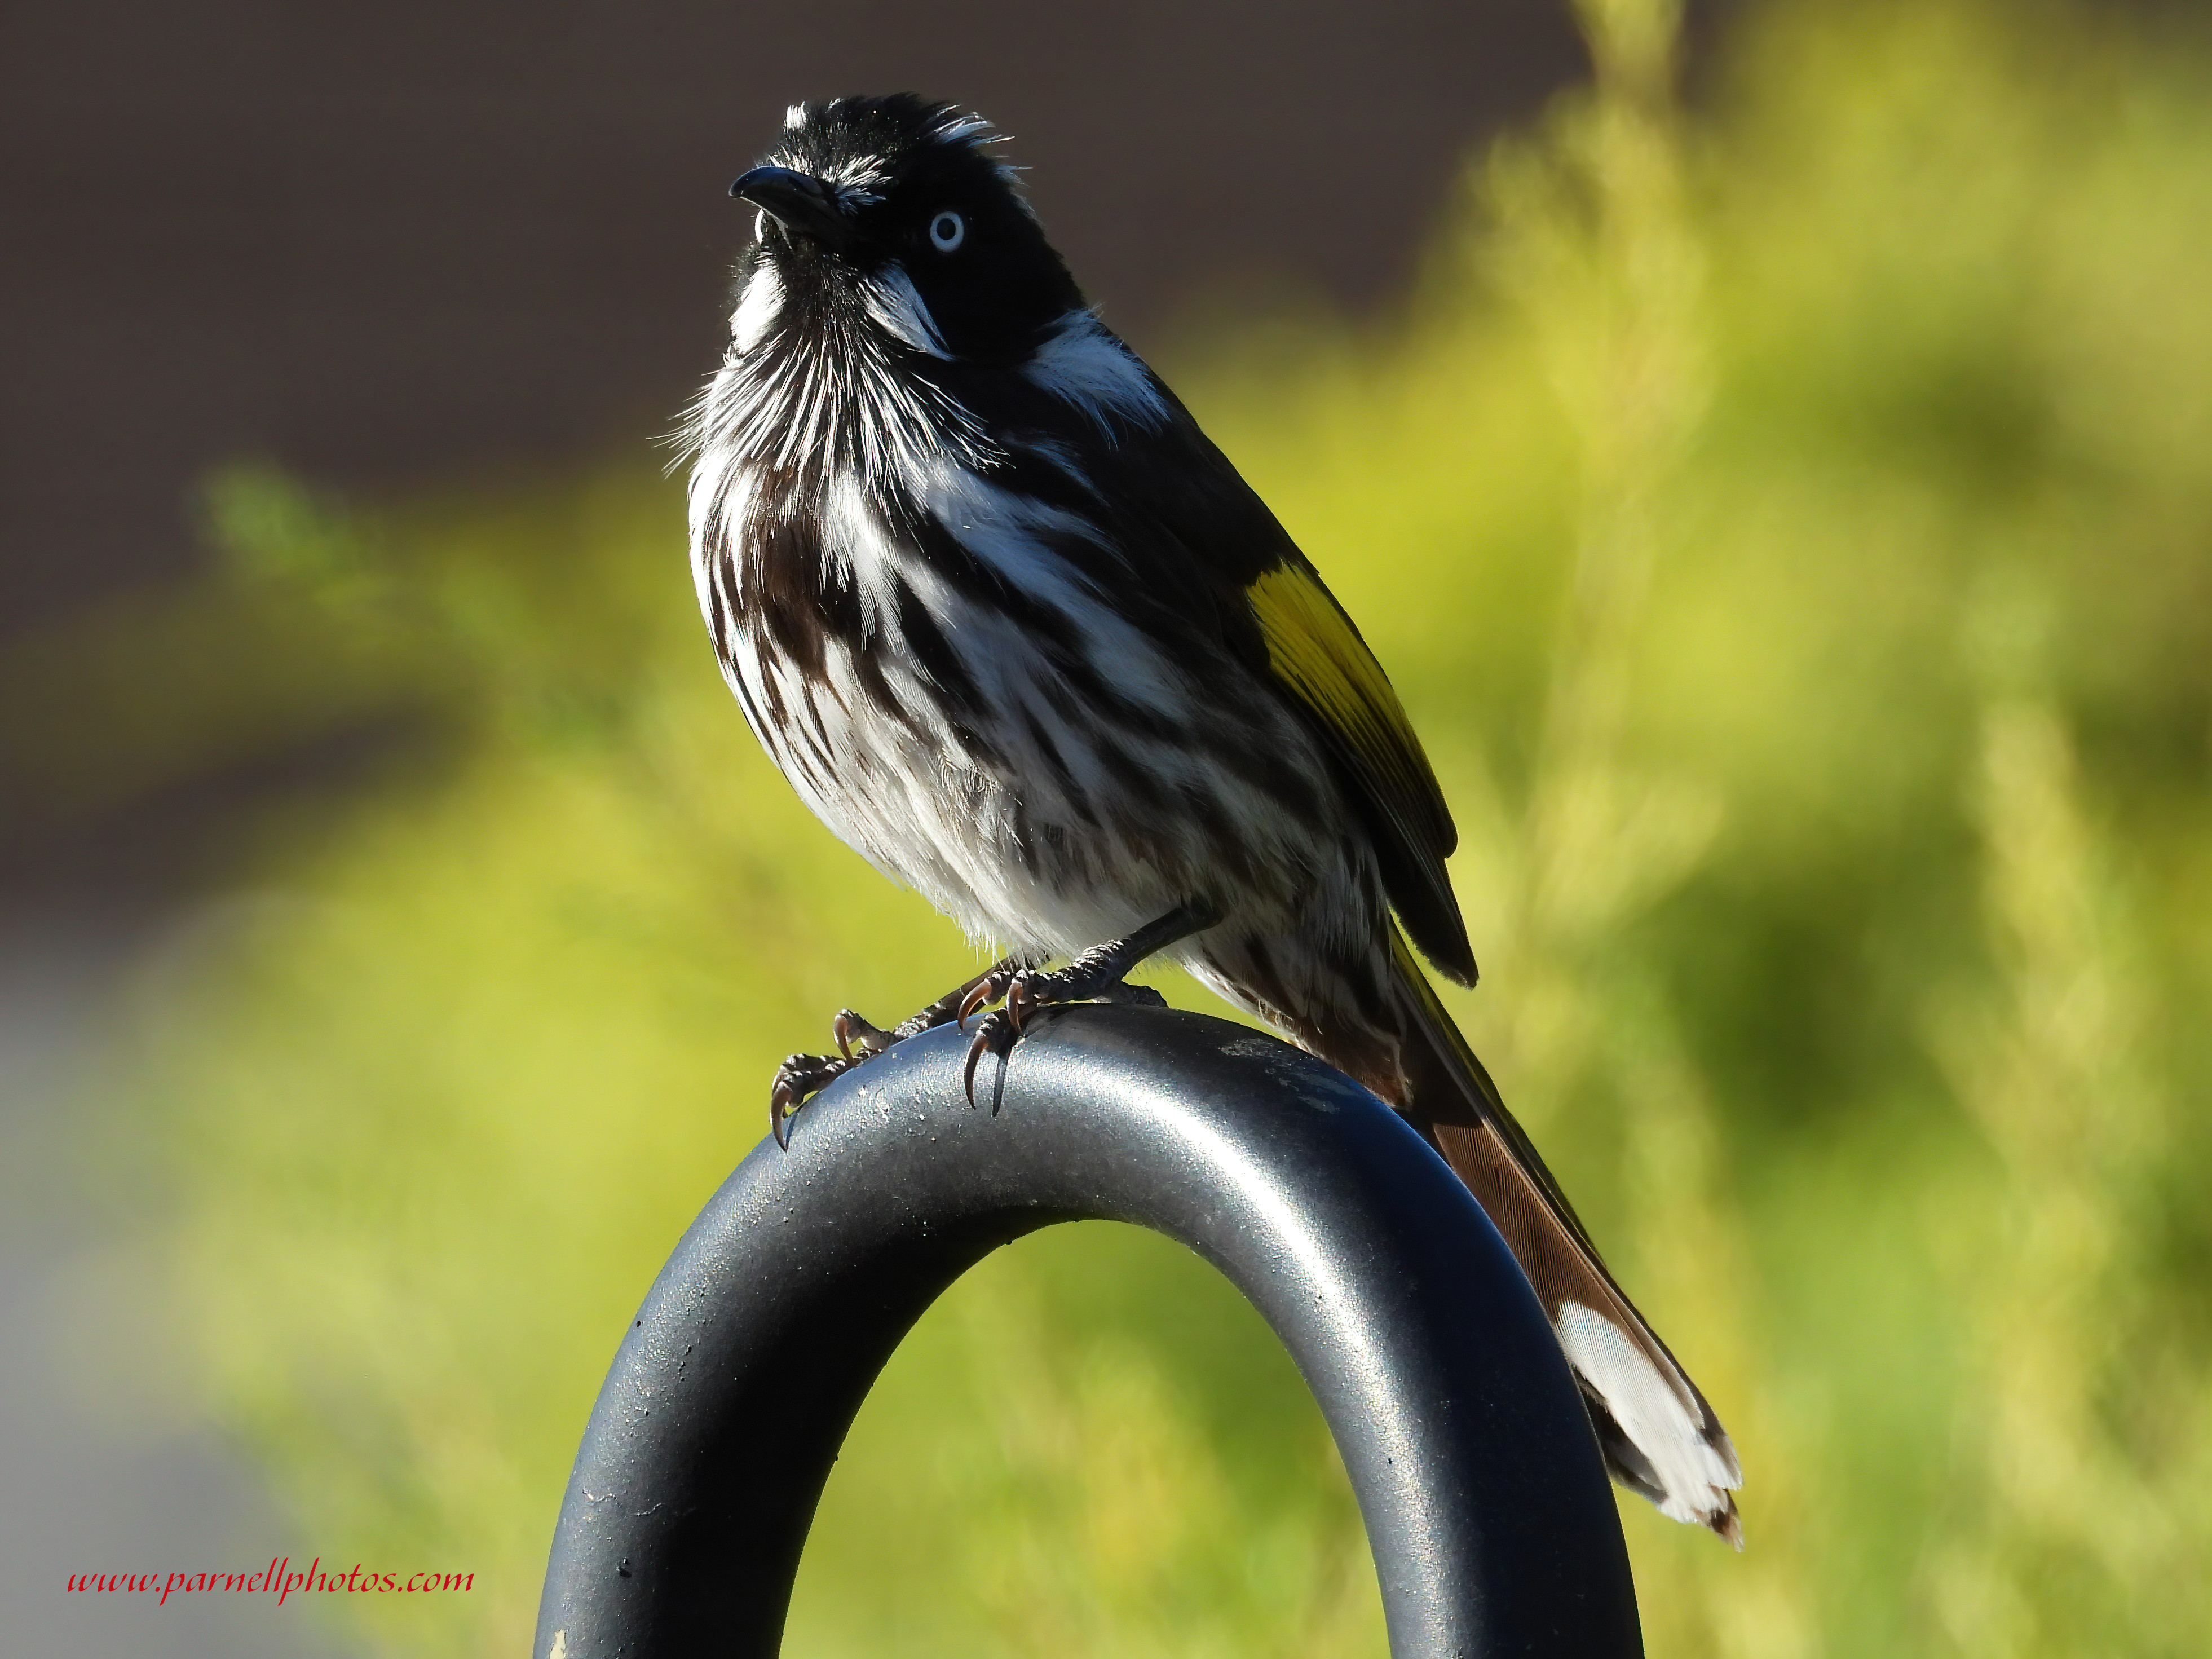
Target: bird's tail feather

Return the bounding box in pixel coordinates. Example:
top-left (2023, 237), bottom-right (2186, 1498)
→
top-left (1385, 932), bottom-right (1745, 1546)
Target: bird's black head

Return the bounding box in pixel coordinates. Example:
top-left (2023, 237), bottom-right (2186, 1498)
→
top-left (729, 95), bottom-right (1084, 368)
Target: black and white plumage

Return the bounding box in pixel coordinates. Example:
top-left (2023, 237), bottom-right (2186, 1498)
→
top-left (684, 94), bottom-right (1743, 1542)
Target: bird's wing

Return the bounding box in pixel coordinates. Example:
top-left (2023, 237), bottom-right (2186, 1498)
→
top-left (1242, 553), bottom-right (1477, 983)
top-left (1009, 367), bottom-right (1474, 981)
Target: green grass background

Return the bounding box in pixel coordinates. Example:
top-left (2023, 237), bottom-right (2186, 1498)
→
top-left (19, 0), bottom-right (2212, 1652)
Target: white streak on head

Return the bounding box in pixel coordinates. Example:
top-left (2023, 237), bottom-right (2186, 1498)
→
top-left (1556, 1303), bottom-right (1743, 1528)
top-left (933, 113), bottom-right (995, 147)
top-left (1025, 311), bottom-right (1171, 434)
top-left (784, 102), bottom-right (806, 130)
top-left (928, 108), bottom-right (1023, 189)
top-left (731, 261), bottom-right (785, 354)
top-left (820, 151), bottom-right (889, 204)
top-left (860, 265), bottom-right (948, 359)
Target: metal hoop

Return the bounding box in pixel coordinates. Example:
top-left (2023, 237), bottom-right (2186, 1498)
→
top-left (536, 1004), bottom-right (1640, 1657)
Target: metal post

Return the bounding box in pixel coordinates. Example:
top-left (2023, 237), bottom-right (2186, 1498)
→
top-left (536, 1004), bottom-right (1641, 1657)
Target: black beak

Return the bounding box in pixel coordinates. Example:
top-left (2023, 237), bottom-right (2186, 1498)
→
top-left (730, 166), bottom-right (852, 251)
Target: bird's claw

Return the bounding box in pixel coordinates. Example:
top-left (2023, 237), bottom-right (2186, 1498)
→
top-left (961, 1008), bottom-right (1016, 1107)
top-left (956, 967), bottom-right (1014, 1031)
top-left (956, 965), bottom-right (1166, 1105)
top-left (768, 1052), bottom-right (853, 1149)
top-left (833, 1008), bottom-right (895, 1061)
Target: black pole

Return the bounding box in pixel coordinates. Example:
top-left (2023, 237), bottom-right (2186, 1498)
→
top-left (535, 1004), bottom-right (1641, 1657)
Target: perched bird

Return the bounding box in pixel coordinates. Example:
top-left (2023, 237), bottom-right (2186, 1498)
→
top-left (685, 94), bottom-right (1742, 1542)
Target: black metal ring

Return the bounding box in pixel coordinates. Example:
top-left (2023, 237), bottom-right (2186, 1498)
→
top-left (535, 1004), bottom-right (1641, 1657)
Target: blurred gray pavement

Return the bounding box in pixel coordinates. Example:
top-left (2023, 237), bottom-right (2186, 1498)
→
top-left (0, 917), bottom-right (359, 1656)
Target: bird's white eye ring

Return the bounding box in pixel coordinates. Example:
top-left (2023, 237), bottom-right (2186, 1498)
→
top-left (929, 210), bottom-right (965, 253)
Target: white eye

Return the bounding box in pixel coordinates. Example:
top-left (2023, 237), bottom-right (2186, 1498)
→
top-left (929, 210), bottom-right (965, 253)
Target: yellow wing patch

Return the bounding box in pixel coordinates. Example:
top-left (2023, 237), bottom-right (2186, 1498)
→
top-left (1247, 562), bottom-right (1451, 853)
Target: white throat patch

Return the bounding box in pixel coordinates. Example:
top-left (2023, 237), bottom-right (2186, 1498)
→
top-left (731, 261), bottom-right (785, 354)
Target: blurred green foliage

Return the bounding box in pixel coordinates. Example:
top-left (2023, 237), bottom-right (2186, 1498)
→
top-left (31, 0), bottom-right (2212, 1652)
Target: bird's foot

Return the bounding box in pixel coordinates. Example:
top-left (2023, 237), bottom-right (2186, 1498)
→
top-left (951, 982), bottom-right (1168, 1110)
top-left (956, 897), bottom-right (1221, 1106)
top-left (767, 960), bottom-right (1014, 1148)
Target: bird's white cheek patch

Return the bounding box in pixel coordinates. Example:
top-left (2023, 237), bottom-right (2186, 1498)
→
top-left (861, 266), bottom-right (950, 359)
